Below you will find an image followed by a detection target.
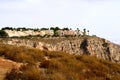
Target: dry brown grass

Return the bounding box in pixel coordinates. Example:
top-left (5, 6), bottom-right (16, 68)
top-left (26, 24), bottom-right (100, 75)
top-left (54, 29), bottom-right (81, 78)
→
top-left (0, 44), bottom-right (119, 80)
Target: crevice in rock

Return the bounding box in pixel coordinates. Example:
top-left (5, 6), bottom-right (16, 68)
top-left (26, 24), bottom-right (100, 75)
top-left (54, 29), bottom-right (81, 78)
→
top-left (102, 42), bottom-right (111, 61)
top-left (80, 39), bottom-right (90, 55)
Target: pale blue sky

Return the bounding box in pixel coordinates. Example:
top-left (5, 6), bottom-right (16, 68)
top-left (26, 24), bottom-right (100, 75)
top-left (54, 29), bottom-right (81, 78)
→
top-left (0, 0), bottom-right (120, 44)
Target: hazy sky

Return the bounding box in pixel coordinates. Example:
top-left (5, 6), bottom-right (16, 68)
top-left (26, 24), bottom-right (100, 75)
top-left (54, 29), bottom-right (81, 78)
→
top-left (0, 0), bottom-right (120, 44)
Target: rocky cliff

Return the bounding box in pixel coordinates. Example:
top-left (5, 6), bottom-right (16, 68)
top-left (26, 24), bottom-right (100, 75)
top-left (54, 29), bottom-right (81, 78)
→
top-left (1, 36), bottom-right (120, 63)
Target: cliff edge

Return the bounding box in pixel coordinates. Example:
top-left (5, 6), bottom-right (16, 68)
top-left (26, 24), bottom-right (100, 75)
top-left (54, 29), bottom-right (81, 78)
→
top-left (1, 36), bottom-right (120, 63)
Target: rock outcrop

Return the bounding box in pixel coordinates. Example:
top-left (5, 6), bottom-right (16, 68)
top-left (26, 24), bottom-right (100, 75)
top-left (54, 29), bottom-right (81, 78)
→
top-left (1, 36), bottom-right (120, 63)
top-left (53, 37), bottom-right (120, 63)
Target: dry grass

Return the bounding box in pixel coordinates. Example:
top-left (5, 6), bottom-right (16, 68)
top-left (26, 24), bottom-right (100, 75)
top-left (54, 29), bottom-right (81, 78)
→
top-left (0, 44), bottom-right (119, 80)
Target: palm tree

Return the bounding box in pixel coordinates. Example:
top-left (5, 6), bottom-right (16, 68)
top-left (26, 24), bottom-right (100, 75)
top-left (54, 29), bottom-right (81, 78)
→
top-left (87, 30), bottom-right (89, 35)
top-left (83, 28), bottom-right (86, 36)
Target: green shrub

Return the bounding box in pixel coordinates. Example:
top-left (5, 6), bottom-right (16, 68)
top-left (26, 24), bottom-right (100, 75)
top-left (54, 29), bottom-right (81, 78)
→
top-left (0, 30), bottom-right (8, 38)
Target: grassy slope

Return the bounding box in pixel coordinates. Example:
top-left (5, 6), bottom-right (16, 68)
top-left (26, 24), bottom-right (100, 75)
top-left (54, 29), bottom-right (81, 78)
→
top-left (0, 44), bottom-right (120, 80)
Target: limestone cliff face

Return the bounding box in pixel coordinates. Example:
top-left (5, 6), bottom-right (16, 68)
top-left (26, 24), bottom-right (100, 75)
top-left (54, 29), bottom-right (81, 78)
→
top-left (1, 36), bottom-right (120, 63)
top-left (53, 37), bottom-right (120, 63)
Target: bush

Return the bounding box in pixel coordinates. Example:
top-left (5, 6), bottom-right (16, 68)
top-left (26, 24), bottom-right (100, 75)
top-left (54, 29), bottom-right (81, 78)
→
top-left (21, 65), bottom-right (41, 80)
top-left (6, 65), bottom-right (41, 80)
top-left (0, 30), bottom-right (8, 38)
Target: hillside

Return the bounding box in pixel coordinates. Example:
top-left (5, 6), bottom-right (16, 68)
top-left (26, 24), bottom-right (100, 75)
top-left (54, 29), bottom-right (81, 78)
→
top-left (0, 44), bottom-right (120, 80)
top-left (1, 36), bottom-right (120, 63)
top-left (0, 35), bottom-right (120, 80)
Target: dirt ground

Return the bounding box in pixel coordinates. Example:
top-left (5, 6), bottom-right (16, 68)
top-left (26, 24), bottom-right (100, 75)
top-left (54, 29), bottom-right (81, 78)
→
top-left (0, 57), bottom-right (20, 80)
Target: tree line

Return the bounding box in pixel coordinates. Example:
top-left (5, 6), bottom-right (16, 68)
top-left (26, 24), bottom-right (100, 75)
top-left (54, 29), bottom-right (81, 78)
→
top-left (0, 27), bottom-right (89, 38)
top-left (1, 27), bottom-right (75, 31)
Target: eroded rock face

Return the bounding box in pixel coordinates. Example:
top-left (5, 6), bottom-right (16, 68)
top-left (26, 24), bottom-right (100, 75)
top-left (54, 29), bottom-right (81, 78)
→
top-left (1, 36), bottom-right (120, 63)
